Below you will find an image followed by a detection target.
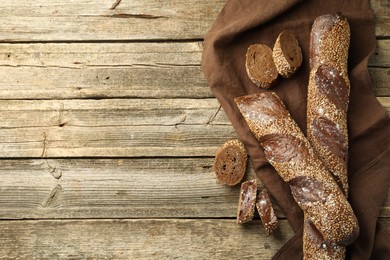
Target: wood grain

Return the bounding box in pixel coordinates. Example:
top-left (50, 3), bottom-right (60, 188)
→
top-left (0, 125), bottom-right (238, 158)
top-left (0, 0), bottom-right (388, 258)
top-left (0, 99), bottom-right (235, 157)
top-left (369, 39), bottom-right (390, 67)
top-left (0, 0), bottom-right (226, 41)
top-left (0, 219), bottom-right (294, 259)
top-left (0, 158), bottom-right (388, 220)
top-left (0, 99), bottom-right (228, 127)
top-left (0, 98), bottom-right (388, 158)
top-left (0, 218), bottom-right (388, 259)
top-left (0, 0), bottom-right (386, 42)
top-left (0, 40), bottom-right (388, 99)
top-left (371, 0), bottom-right (390, 37)
top-left (0, 158), bottom-right (246, 219)
top-left (369, 68), bottom-right (390, 96)
top-left (0, 42), bottom-right (211, 99)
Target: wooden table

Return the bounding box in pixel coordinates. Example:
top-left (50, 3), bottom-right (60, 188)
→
top-left (0, 0), bottom-right (388, 258)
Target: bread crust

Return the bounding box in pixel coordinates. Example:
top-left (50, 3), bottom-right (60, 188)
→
top-left (273, 30), bottom-right (302, 78)
top-left (214, 139), bottom-right (247, 186)
top-left (307, 13), bottom-right (350, 195)
top-left (237, 179), bottom-right (257, 224)
top-left (256, 189), bottom-right (278, 235)
top-left (235, 92), bottom-right (359, 246)
top-left (245, 44), bottom-right (278, 89)
top-left (303, 215), bottom-right (346, 260)
top-left (304, 14), bottom-right (351, 260)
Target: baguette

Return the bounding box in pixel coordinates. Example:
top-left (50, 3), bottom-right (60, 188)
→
top-left (304, 13), bottom-right (351, 260)
top-left (307, 13), bottom-right (351, 195)
top-left (234, 92), bottom-right (359, 245)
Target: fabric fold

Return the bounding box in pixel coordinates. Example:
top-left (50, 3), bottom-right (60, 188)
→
top-left (202, 0), bottom-right (306, 233)
top-left (202, 0), bottom-right (390, 258)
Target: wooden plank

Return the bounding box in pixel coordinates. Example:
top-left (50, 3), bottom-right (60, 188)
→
top-left (0, 158), bottom-right (388, 219)
top-left (0, 42), bottom-right (212, 99)
top-left (0, 40), bottom-right (388, 99)
top-left (0, 66), bottom-right (211, 99)
top-left (0, 0), bottom-right (386, 42)
top-left (369, 68), bottom-right (390, 96)
top-left (0, 99), bottom-right (229, 127)
top-left (0, 124), bottom-right (237, 158)
top-left (0, 219), bottom-right (294, 259)
top-left (0, 218), bottom-right (388, 259)
top-left (377, 97), bottom-right (390, 113)
top-left (0, 42), bottom-right (203, 67)
top-left (0, 98), bottom-right (387, 128)
top-left (0, 0), bottom-right (226, 41)
top-left (371, 0), bottom-right (390, 37)
top-left (369, 39), bottom-right (390, 67)
top-left (0, 158), bottom-right (246, 219)
top-left (0, 99), bottom-right (235, 158)
top-left (0, 98), bottom-right (389, 158)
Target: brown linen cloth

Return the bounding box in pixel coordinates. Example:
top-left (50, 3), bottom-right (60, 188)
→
top-left (201, 0), bottom-right (390, 259)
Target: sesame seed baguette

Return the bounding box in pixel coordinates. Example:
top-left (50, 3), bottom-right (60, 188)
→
top-left (307, 13), bottom-right (351, 195)
top-left (304, 14), bottom-right (351, 260)
top-left (234, 92), bottom-right (359, 246)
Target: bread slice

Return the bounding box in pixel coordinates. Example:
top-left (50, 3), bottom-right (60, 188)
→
top-left (245, 44), bottom-right (278, 89)
top-left (256, 189), bottom-right (278, 235)
top-left (273, 30), bottom-right (302, 78)
top-left (213, 139), bottom-right (247, 186)
top-left (237, 179), bottom-right (257, 224)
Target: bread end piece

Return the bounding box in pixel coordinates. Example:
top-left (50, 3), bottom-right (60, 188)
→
top-left (256, 189), bottom-right (278, 235)
top-left (303, 219), bottom-right (346, 260)
top-left (214, 139), bottom-right (247, 186)
top-left (246, 44), bottom-right (278, 89)
top-left (237, 179), bottom-right (257, 224)
top-left (273, 30), bottom-right (303, 78)
top-left (310, 13), bottom-right (350, 71)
